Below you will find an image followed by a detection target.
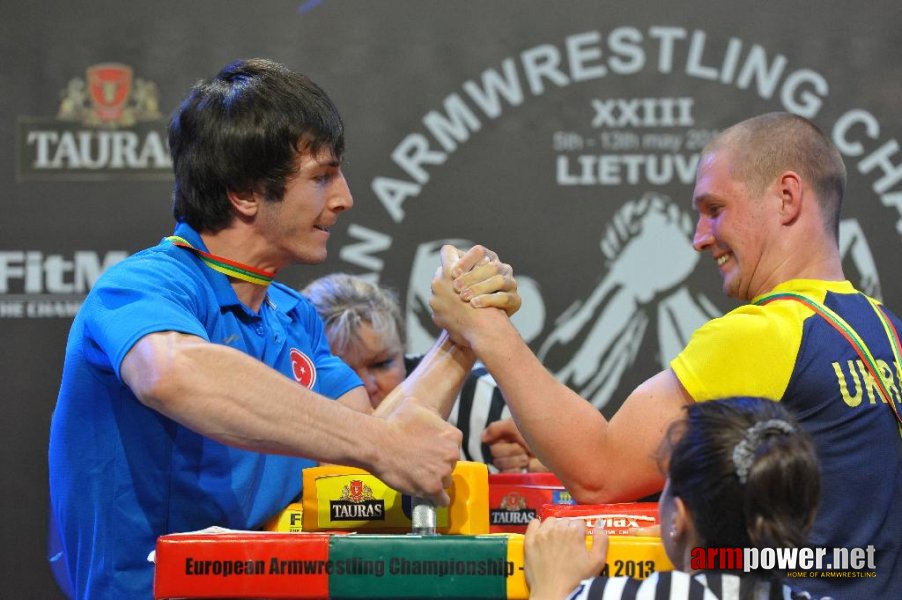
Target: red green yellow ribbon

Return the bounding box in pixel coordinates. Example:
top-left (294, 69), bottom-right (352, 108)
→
top-left (754, 291), bottom-right (902, 428)
top-left (165, 235), bottom-right (275, 286)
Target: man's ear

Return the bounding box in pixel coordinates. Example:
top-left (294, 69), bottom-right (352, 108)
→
top-left (776, 170), bottom-right (803, 225)
top-left (226, 188), bottom-right (259, 218)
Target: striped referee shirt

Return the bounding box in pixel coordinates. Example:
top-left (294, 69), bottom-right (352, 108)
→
top-left (406, 357), bottom-right (508, 469)
top-left (566, 571), bottom-right (826, 600)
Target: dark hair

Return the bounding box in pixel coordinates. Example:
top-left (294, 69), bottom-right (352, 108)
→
top-left (663, 397), bottom-right (820, 551)
top-left (169, 58), bottom-right (345, 231)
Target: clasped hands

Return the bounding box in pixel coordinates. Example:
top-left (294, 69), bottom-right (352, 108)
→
top-left (431, 243), bottom-right (519, 327)
top-left (431, 243), bottom-right (543, 473)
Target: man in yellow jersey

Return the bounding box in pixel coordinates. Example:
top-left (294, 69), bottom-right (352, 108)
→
top-left (430, 112), bottom-right (902, 598)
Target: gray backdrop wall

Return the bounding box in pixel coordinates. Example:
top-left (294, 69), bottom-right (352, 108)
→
top-left (3, 1), bottom-right (901, 597)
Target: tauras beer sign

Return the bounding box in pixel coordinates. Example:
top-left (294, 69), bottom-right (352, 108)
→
top-left (16, 63), bottom-right (172, 181)
top-left (329, 479), bottom-right (386, 521)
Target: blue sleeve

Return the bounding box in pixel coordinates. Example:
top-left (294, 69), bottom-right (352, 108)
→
top-left (294, 294), bottom-right (362, 400)
top-left (80, 252), bottom-right (210, 382)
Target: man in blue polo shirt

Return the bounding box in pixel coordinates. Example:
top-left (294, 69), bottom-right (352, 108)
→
top-left (48, 58), bottom-right (519, 600)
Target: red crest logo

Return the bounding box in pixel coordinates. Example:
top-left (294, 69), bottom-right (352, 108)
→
top-left (290, 348), bottom-right (317, 389)
top-left (349, 480), bottom-right (364, 502)
top-left (338, 479), bottom-right (375, 503)
top-left (87, 64), bottom-right (133, 123)
top-left (499, 492), bottom-right (528, 511)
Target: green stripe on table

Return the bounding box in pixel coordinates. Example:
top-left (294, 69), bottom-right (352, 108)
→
top-left (328, 534), bottom-right (511, 599)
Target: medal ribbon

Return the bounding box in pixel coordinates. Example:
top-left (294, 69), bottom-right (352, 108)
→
top-left (754, 291), bottom-right (902, 429)
top-left (165, 235), bottom-right (275, 286)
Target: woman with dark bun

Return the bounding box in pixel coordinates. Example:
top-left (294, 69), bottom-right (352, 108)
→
top-left (525, 397), bottom-right (825, 599)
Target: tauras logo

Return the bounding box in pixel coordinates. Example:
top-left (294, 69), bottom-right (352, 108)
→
top-left (16, 62), bottom-right (172, 181)
top-left (490, 491), bottom-right (534, 525)
top-left (490, 509), bottom-right (535, 525)
top-left (330, 501), bottom-right (386, 521)
top-left (329, 479), bottom-right (385, 521)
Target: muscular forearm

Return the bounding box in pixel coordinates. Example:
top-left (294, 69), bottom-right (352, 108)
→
top-left (465, 312), bottom-right (666, 502)
top-left (122, 332), bottom-right (388, 469)
top-left (375, 331), bottom-right (475, 420)
top-left (463, 314), bottom-right (607, 496)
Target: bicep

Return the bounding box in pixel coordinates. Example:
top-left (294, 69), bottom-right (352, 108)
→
top-left (602, 369), bottom-right (693, 496)
top-left (120, 331), bottom-right (208, 404)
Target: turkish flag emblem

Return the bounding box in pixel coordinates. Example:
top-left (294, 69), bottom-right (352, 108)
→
top-left (290, 348), bottom-right (317, 389)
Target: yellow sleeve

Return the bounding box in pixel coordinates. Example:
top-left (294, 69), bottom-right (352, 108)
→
top-left (670, 302), bottom-right (807, 402)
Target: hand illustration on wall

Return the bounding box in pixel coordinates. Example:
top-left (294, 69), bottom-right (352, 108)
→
top-left (537, 192), bottom-right (714, 410)
top-left (403, 196), bottom-right (884, 413)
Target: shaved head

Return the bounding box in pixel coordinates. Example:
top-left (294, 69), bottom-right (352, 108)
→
top-left (701, 112), bottom-right (847, 239)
